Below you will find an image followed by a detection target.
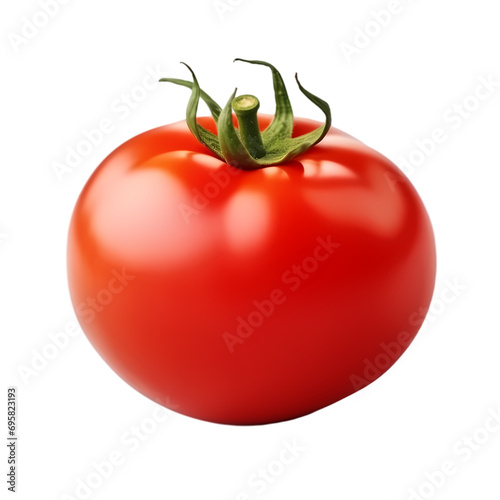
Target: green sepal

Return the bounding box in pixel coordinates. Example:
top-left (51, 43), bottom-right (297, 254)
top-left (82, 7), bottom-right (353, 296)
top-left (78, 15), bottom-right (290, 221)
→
top-left (159, 77), bottom-right (221, 122)
top-left (160, 64), bottom-right (223, 160)
top-left (259, 73), bottom-right (332, 164)
top-left (234, 59), bottom-right (294, 142)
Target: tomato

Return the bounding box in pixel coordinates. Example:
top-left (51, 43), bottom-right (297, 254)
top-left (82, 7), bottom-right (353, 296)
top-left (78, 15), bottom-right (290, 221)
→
top-left (67, 61), bottom-right (436, 424)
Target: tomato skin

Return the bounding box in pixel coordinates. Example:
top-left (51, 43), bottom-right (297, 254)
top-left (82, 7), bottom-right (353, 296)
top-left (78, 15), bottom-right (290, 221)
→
top-left (67, 115), bottom-right (436, 425)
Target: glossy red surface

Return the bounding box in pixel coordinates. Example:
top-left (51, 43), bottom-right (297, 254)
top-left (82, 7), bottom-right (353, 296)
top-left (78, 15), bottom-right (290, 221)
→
top-left (67, 115), bottom-right (436, 424)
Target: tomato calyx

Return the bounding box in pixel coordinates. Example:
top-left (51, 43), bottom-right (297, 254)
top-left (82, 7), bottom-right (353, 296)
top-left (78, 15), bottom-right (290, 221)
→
top-left (160, 59), bottom-right (332, 170)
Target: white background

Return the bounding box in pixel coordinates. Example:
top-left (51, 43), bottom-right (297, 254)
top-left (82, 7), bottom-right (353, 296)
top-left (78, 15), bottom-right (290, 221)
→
top-left (2, 0), bottom-right (500, 499)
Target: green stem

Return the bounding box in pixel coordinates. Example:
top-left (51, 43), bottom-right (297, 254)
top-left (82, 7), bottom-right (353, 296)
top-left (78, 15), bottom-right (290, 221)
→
top-left (160, 60), bottom-right (332, 170)
top-left (231, 95), bottom-right (266, 159)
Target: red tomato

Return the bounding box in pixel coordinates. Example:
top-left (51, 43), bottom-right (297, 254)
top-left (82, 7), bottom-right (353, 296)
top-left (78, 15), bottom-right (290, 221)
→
top-left (67, 114), bottom-right (436, 424)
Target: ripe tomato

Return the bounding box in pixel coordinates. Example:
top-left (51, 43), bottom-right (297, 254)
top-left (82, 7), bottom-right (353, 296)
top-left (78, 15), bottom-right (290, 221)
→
top-left (67, 61), bottom-right (436, 424)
